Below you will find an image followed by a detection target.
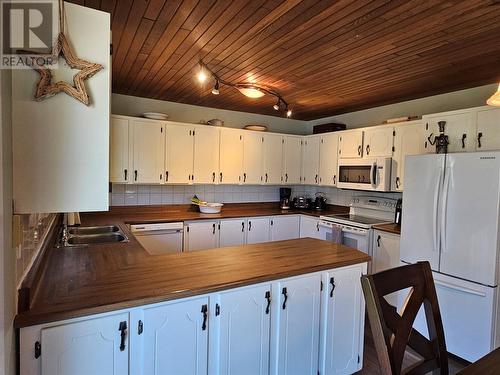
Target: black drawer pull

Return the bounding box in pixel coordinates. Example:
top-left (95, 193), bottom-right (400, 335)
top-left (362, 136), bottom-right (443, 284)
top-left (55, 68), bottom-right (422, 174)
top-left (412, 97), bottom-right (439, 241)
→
top-left (119, 321), bottom-right (127, 351)
top-left (265, 291), bottom-right (271, 314)
top-left (329, 277), bottom-right (336, 298)
top-left (201, 304), bottom-right (208, 330)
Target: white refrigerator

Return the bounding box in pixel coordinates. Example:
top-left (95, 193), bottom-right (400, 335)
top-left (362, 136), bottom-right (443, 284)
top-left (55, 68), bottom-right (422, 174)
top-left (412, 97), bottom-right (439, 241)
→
top-left (400, 152), bottom-right (500, 362)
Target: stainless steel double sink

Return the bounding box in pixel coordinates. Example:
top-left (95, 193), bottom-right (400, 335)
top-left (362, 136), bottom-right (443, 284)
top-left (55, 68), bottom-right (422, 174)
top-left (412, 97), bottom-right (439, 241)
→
top-left (60, 225), bottom-right (128, 247)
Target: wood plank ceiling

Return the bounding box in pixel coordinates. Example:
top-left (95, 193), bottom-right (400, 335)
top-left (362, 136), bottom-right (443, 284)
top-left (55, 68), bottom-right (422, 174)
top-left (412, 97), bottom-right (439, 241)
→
top-left (68, 0), bottom-right (500, 120)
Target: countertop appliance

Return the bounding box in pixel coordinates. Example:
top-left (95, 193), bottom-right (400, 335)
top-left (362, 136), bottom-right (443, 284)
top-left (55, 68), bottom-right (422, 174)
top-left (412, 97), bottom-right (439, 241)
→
top-left (131, 222), bottom-right (183, 255)
top-left (280, 187), bottom-right (291, 210)
top-left (314, 193), bottom-right (327, 210)
top-left (400, 152), bottom-right (500, 362)
top-left (319, 196), bottom-right (396, 260)
top-left (337, 157), bottom-right (392, 191)
top-left (293, 196), bottom-right (312, 209)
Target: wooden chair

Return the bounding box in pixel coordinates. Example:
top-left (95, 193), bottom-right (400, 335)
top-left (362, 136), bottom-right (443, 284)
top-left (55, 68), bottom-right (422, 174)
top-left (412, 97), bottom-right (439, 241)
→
top-left (361, 261), bottom-right (449, 375)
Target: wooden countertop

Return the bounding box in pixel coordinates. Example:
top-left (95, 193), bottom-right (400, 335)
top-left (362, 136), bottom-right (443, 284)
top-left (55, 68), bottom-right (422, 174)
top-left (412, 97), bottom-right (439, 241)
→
top-left (372, 223), bottom-right (401, 235)
top-left (15, 204), bottom-right (367, 328)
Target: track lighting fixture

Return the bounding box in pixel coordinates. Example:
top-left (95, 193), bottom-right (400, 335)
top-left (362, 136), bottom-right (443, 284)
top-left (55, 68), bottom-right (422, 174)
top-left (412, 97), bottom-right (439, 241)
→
top-left (197, 60), bottom-right (291, 117)
top-left (211, 80), bottom-right (220, 95)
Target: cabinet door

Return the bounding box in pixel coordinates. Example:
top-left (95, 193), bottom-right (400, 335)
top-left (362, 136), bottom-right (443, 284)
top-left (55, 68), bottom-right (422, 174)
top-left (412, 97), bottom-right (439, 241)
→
top-left (247, 217), bottom-right (271, 244)
top-left (299, 216), bottom-right (321, 239)
top-left (219, 129), bottom-right (243, 184)
top-left (219, 219), bottom-right (246, 248)
top-left (271, 216), bottom-right (300, 241)
top-left (243, 132), bottom-right (264, 184)
top-left (364, 126), bottom-right (394, 157)
top-left (424, 112), bottom-right (476, 153)
top-left (278, 274), bottom-right (321, 375)
top-left (392, 122), bottom-right (424, 191)
top-left (185, 221), bottom-right (219, 251)
top-left (216, 284), bottom-right (272, 375)
top-left (263, 134), bottom-right (283, 184)
top-left (283, 136), bottom-right (302, 184)
top-left (319, 133), bottom-right (339, 186)
top-left (302, 136), bottom-right (320, 185)
top-left (193, 126), bottom-right (220, 184)
top-left (132, 120), bottom-right (164, 184)
top-left (476, 107), bottom-right (500, 151)
top-left (142, 297), bottom-right (209, 375)
top-left (165, 123), bottom-right (194, 184)
top-left (41, 313), bottom-right (129, 375)
top-left (322, 266), bottom-right (364, 375)
top-left (339, 130), bottom-right (363, 158)
top-left (110, 117), bottom-right (130, 183)
top-left (371, 230), bottom-right (400, 274)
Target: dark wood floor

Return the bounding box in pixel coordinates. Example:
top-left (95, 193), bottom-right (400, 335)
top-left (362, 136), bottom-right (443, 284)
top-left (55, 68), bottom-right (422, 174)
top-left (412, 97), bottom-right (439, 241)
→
top-left (357, 321), bottom-right (469, 374)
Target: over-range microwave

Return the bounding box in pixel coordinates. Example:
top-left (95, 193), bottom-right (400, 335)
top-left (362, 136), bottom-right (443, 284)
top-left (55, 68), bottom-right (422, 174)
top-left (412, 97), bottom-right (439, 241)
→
top-left (337, 157), bottom-right (392, 191)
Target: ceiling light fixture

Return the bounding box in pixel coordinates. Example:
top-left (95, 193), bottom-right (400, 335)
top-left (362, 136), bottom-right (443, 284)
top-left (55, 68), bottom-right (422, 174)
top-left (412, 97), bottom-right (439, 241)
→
top-left (487, 83), bottom-right (500, 107)
top-left (211, 80), bottom-right (220, 95)
top-left (197, 60), bottom-right (291, 117)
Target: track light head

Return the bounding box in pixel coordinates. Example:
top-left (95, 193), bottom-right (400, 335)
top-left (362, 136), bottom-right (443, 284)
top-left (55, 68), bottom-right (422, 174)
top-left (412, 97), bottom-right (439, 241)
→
top-left (273, 98), bottom-right (280, 111)
top-left (286, 108), bottom-right (292, 118)
top-left (212, 80), bottom-right (220, 95)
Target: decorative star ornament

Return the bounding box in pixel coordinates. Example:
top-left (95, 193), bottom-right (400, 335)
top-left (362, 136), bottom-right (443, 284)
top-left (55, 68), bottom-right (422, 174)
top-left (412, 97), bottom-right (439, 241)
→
top-left (33, 32), bottom-right (103, 106)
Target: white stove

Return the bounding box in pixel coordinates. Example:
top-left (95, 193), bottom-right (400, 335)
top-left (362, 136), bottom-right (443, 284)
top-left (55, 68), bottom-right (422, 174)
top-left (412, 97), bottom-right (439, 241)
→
top-left (319, 196), bottom-right (397, 261)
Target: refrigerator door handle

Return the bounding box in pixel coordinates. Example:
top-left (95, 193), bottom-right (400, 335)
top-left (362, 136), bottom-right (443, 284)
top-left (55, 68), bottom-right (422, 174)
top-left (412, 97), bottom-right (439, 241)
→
top-left (440, 168), bottom-right (451, 253)
top-left (432, 167), bottom-right (443, 253)
top-left (434, 280), bottom-right (486, 297)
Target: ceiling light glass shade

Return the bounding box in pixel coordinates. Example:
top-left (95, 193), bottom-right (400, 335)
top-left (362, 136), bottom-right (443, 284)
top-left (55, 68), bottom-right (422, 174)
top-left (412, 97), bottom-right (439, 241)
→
top-left (197, 70), bottom-right (207, 83)
top-left (237, 86), bottom-right (265, 98)
top-left (487, 83), bottom-right (500, 106)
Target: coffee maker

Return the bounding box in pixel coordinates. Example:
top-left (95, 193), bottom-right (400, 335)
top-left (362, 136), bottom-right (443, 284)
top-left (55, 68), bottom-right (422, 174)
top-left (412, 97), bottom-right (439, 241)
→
top-left (280, 188), bottom-right (291, 210)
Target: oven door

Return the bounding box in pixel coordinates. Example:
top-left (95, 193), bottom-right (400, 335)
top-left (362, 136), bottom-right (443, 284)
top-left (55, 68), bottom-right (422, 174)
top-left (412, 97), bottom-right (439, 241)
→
top-left (337, 157), bottom-right (392, 191)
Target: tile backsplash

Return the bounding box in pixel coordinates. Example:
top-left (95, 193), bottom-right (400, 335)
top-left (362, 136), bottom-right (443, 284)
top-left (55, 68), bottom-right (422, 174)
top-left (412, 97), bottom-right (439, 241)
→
top-left (110, 184), bottom-right (402, 207)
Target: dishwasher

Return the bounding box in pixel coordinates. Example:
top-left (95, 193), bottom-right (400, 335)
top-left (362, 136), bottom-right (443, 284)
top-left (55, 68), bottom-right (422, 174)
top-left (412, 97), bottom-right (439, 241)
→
top-left (130, 222), bottom-right (184, 255)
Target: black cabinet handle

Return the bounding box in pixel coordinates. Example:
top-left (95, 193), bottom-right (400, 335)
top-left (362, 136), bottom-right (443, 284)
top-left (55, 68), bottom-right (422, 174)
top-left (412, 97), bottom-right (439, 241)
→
top-left (138, 320), bottom-right (143, 335)
top-left (124, 169), bottom-right (128, 181)
top-left (333, 175), bottom-right (336, 184)
top-left (119, 321), bottom-right (127, 352)
top-left (215, 303), bottom-right (220, 316)
top-left (265, 291), bottom-right (271, 314)
top-left (396, 177), bottom-right (400, 189)
top-left (265, 173), bottom-right (268, 183)
top-left (366, 145), bottom-right (370, 155)
top-left (248, 221), bottom-right (252, 231)
top-left (377, 235), bottom-right (381, 247)
top-left (201, 304), bottom-right (208, 330)
top-left (315, 174), bottom-right (318, 184)
top-left (358, 145), bottom-right (362, 156)
top-left (285, 173), bottom-right (288, 182)
top-left (243, 173), bottom-right (247, 183)
top-left (212, 223), bottom-right (216, 234)
top-left (166, 171), bottom-right (169, 182)
top-left (220, 172), bottom-right (223, 182)
top-left (329, 277), bottom-right (335, 298)
top-left (134, 170), bottom-right (138, 181)
top-left (212, 172), bottom-right (215, 182)
top-left (241, 221), bottom-right (245, 232)
top-left (478, 132), bottom-right (483, 148)
top-left (282, 287), bottom-right (288, 310)
top-left (461, 133), bottom-right (467, 149)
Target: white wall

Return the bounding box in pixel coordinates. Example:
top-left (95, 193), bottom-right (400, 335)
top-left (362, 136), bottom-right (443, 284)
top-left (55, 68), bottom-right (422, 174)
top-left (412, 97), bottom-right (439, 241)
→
top-left (308, 84), bottom-right (497, 130)
top-left (112, 94), bottom-right (309, 135)
top-left (0, 67), bottom-right (15, 375)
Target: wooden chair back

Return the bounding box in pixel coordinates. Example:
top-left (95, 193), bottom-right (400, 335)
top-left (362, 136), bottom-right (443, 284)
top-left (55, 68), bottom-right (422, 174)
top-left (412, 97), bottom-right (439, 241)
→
top-left (361, 261), bottom-right (449, 375)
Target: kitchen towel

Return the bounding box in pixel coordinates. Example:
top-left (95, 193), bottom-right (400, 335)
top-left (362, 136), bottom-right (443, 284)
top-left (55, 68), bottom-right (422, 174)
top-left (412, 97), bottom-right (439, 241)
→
top-left (330, 224), bottom-right (343, 244)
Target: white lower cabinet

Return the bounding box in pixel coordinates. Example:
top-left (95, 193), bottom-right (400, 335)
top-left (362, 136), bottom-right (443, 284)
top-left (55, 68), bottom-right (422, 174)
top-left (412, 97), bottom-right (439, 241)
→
top-left (371, 230), bottom-right (400, 274)
top-left (300, 216), bottom-right (323, 239)
top-left (141, 296), bottom-right (209, 375)
top-left (270, 215), bottom-right (300, 241)
top-left (320, 265), bottom-right (365, 375)
top-left (184, 221), bottom-right (219, 251)
top-left (20, 264), bottom-right (367, 375)
top-left (277, 273), bottom-right (321, 375)
top-left (213, 283), bottom-right (272, 375)
top-left (219, 219), bottom-right (246, 248)
top-left (247, 217), bottom-right (271, 244)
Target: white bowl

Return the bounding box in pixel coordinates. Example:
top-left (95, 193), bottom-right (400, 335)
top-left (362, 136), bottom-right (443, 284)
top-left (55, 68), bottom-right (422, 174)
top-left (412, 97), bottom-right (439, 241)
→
top-left (142, 112), bottom-right (169, 120)
top-left (199, 203), bottom-right (223, 214)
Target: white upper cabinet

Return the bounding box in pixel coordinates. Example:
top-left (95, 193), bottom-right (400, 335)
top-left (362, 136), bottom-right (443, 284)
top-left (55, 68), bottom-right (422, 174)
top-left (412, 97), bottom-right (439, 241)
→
top-left (41, 313), bottom-right (129, 375)
top-left (165, 122), bottom-right (194, 184)
top-left (476, 107), bottom-right (500, 151)
top-left (319, 133), bottom-right (339, 186)
top-left (277, 274), bottom-right (321, 375)
top-left (423, 110), bottom-right (476, 153)
top-left (339, 130), bottom-right (363, 158)
top-left (110, 116), bottom-right (131, 183)
top-left (215, 284), bottom-right (272, 375)
top-left (219, 219), bottom-right (246, 248)
top-left (243, 132), bottom-right (264, 184)
top-left (132, 120), bottom-right (165, 184)
top-left (193, 126), bottom-right (220, 184)
top-left (246, 217), bottom-right (271, 244)
top-left (363, 126), bottom-right (394, 157)
top-left (219, 128), bottom-right (244, 184)
top-left (283, 136), bottom-right (302, 184)
top-left (263, 133), bottom-right (284, 184)
top-left (302, 136), bottom-right (321, 185)
top-left (391, 121), bottom-right (424, 191)
top-left (142, 297), bottom-right (209, 375)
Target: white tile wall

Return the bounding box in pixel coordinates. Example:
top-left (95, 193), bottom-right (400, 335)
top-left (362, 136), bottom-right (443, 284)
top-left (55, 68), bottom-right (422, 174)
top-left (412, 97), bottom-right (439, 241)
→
top-left (110, 184), bottom-right (402, 207)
